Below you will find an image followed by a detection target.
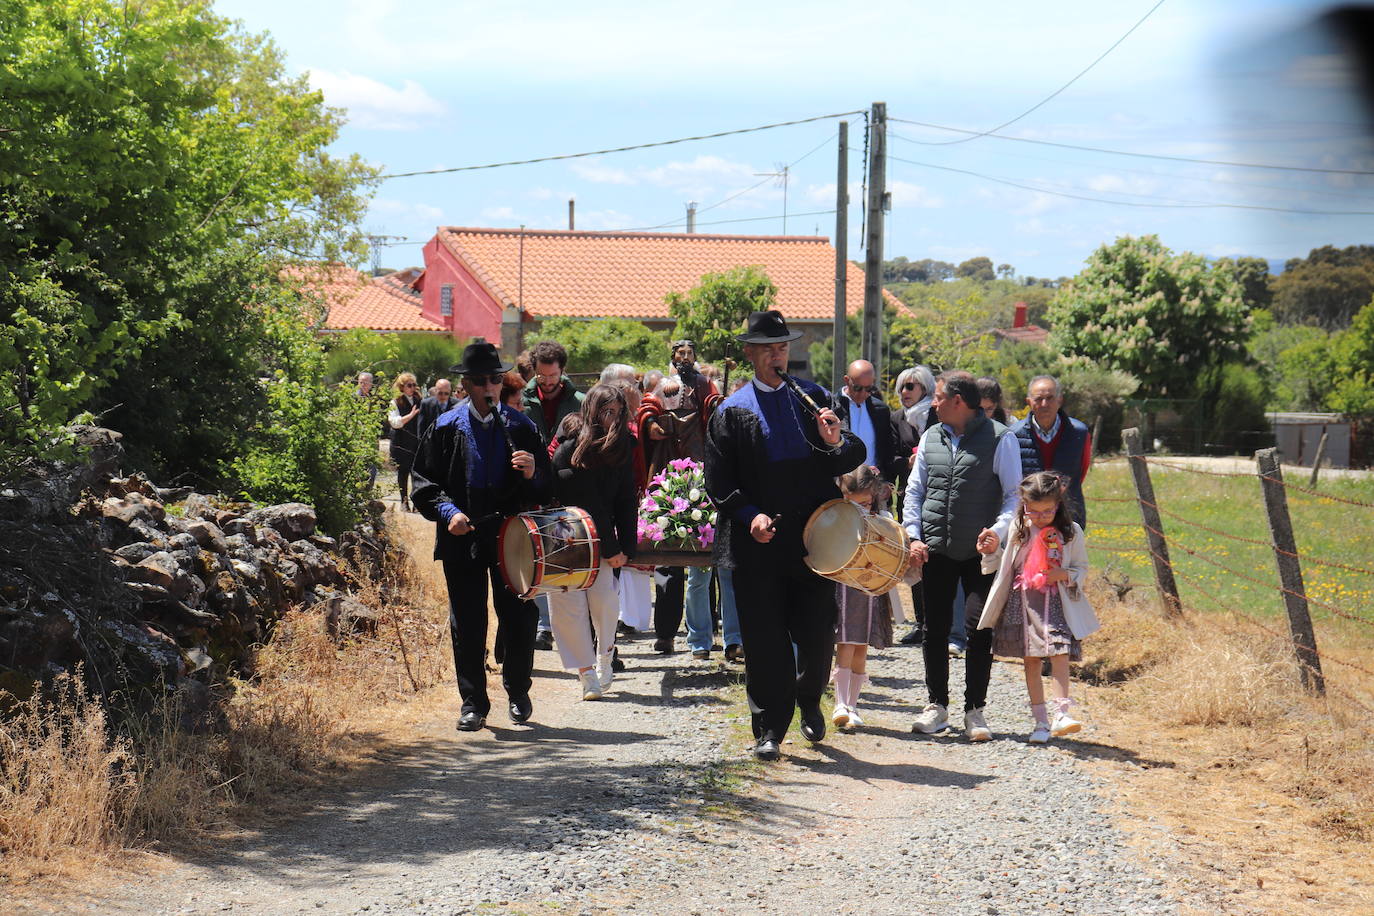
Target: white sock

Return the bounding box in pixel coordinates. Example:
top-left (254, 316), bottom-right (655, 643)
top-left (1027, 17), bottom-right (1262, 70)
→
top-left (850, 672), bottom-right (868, 711)
top-left (834, 667), bottom-right (853, 709)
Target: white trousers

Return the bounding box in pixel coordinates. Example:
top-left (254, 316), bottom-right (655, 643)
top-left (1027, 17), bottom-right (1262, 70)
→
top-left (617, 567), bottom-right (653, 631)
top-left (548, 561), bottom-right (620, 672)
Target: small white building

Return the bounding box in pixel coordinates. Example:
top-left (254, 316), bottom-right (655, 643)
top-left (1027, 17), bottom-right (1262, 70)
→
top-left (1267, 412), bottom-right (1351, 468)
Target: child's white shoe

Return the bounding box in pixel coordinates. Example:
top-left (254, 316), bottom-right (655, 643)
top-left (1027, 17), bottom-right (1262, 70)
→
top-left (1029, 723), bottom-right (1051, 744)
top-left (1051, 712), bottom-right (1082, 737)
top-left (831, 704), bottom-right (851, 728)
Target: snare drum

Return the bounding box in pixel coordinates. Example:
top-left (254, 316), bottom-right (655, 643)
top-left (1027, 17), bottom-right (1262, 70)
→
top-left (498, 507), bottom-right (601, 598)
top-left (802, 498), bottom-right (910, 597)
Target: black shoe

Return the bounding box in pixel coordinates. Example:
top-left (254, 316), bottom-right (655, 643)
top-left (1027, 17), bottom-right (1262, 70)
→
top-left (724, 644), bottom-right (744, 663)
top-left (611, 647), bottom-right (626, 673)
top-left (533, 631), bottom-right (554, 651)
top-left (653, 638), bottom-right (674, 654)
top-left (691, 648), bottom-right (710, 660)
top-left (508, 696), bottom-right (532, 724)
top-left (898, 628), bottom-right (924, 646)
top-left (457, 711), bottom-right (486, 732)
top-left (616, 622), bottom-right (638, 637)
top-left (799, 704), bottom-right (826, 743)
top-left (752, 737), bottom-right (781, 761)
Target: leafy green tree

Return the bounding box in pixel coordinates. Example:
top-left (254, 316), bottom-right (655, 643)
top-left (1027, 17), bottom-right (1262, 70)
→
top-left (664, 266), bottom-right (778, 365)
top-left (890, 288), bottom-right (997, 375)
top-left (537, 317), bottom-right (668, 375)
top-left (957, 256), bottom-right (996, 282)
top-left (1047, 235), bottom-right (1249, 397)
top-left (1215, 255), bottom-right (1272, 313)
top-left (1328, 298), bottom-right (1374, 415)
top-left (1271, 245), bottom-right (1374, 329)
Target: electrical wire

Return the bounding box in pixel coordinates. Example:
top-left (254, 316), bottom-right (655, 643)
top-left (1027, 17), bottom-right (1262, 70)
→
top-left (624, 208), bottom-right (836, 233)
top-left (882, 149), bottom-right (1374, 215)
top-left (889, 119), bottom-right (1374, 176)
top-left (378, 111), bottom-right (865, 180)
top-left (919, 0), bottom-right (1167, 146)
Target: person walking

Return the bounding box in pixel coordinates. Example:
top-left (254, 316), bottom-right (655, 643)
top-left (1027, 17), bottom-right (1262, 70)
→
top-left (903, 370), bottom-right (1022, 741)
top-left (705, 310), bottom-right (865, 761)
top-left (1011, 375), bottom-right (1092, 529)
top-left (387, 373), bottom-right (423, 511)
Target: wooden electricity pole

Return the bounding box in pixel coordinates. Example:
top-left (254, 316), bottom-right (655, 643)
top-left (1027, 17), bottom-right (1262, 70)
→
top-left (832, 121), bottom-right (848, 396)
top-left (861, 102), bottom-right (886, 380)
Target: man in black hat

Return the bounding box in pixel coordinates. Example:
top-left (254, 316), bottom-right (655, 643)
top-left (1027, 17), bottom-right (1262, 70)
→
top-left (411, 342), bottom-right (552, 732)
top-left (705, 310), bottom-right (866, 760)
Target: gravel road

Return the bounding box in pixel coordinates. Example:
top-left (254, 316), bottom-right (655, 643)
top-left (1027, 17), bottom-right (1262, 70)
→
top-left (38, 624), bottom-right (1183, 915)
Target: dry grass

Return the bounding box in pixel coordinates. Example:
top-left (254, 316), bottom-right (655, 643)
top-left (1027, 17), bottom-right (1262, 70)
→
top-left (1077, 579), bottom-right (1374, 913)
top-left (0, 508), bottom-right (452, 884)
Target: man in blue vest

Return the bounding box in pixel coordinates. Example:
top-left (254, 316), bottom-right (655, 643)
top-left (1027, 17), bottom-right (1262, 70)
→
top-left (1012, 375), bottom-right (1092, 529)
top-left (903, 370), bottom-right (1022, 740)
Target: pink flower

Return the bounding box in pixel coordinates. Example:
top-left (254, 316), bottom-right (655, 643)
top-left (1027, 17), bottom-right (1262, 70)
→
top-left (671, 497), bottom-right (690, 514)
top-left (649, 472), bottom-right (667, 487)
top-left (640, 496), bottom-right (658, 512)
top-left (696, 523), bottom-right (715, 546)
top-left (643, 523), bottom-right (664, 541)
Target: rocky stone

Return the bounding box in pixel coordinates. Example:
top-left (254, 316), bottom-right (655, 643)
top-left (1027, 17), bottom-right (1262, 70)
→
top-left (213, 508), bottom-right (244, 529)
top-left (168, 532), bottom-right (200, 553)
top-left (181, 493), bottom-right (214, 521)
top-left (114, 542), bottom-right (163, 564)
top-left (245, 503), bottom-right (316, 541)
top-left (290, 540), bottom-right (342, 589)
top-left (101, 492), bottom-right (166, 526)
top-left (322, 594), bottom-right (379, 638)
top-left (131, 552), bottom-right (180, 590)
top-left (184, 520), bottom-right (228, 554)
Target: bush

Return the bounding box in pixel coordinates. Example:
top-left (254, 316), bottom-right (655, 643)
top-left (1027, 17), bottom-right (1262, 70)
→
top-left (324, 330), bottom-right (467, 392)
top-left (1195, 362), bottom-right (1274, 455)
top-left (537, 316), bottom-right (668, 375)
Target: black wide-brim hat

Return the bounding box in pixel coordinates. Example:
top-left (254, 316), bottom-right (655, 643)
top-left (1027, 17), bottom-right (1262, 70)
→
top-left (736, 309), bottom-right (803, 344)
top-left (450, 342), bottom-right (513, 376)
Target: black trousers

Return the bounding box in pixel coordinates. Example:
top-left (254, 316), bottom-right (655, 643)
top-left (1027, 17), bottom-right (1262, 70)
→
top-left (440, 528), bottom-right (537, 716)
top-left (921, 553), bottom-right (994, 711)
top-left (653, 566), bottom-right (686, 641)
top-left (731, 563), bottom-right (837, 742)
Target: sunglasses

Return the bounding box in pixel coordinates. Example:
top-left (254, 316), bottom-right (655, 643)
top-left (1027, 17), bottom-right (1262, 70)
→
top-left (901, 382), bottom-right (918, 391)
top-left (466, 373), bottom-right (506, 386)
top-left (402, 382), bottom-right (417, 388)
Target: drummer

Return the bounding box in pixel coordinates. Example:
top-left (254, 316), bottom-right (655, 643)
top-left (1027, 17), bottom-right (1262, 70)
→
top-left (411, 342), bottom-right (552, 733)
top-left (704, 310), bottom-right (865, 761)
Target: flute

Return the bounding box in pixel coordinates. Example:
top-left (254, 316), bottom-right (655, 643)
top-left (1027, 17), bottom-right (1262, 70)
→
top-left (781, 373), bottom-right (821, 417)
top-left (487, 395), bottom-right (519, 455)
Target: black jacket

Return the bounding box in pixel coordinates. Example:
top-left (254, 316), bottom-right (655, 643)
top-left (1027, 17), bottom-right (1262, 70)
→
top-left (410, 404), bottom-right (551, 563)
top-left (833, 393), bottom-right (902, 483)
top-left (551, 438), bottom-right (639, 561)
top-left (705, 379), bottom-right (866, 571)
top-left (389, 394), bottom-right (423, 464)
top-left (417, 395), bottom-right (459, 441)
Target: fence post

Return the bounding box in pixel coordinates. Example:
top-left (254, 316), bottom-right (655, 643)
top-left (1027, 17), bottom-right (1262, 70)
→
top-left (1122, 427), bottom-right (1182, 618)
top-left (1255, 447), bottom-right (1326, 695)
top-left (1308, 429), bottom-right (1328, 487)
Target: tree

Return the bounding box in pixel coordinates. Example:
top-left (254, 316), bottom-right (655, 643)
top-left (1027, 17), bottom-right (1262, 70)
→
top-left (890, 288), bottom-right (996, 375)
top-left (538, 317), bottom-right (668, 375)
top-left (996, 263), bottom-right (1016, 280)
top-left (1327, 298), bottom-right (1374, 415)
top-left (1047, 235), bottom-right (1249, 397)
top-left (1271, 245), bottom-right (1374, 329)
top-left (956, 256), bottom-right (996, 282)
top-left (1215, 255), bottom-right (1272, 313)
top-left (664, 266), bottom-right (778, 366)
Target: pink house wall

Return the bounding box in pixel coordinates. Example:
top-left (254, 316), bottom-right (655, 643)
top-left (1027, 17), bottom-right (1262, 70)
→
top-left (419, 236), bottom-right (504, 343)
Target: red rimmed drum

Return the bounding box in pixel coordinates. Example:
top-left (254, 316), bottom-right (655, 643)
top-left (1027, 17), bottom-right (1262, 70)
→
top-left (498, 506), bottom-right (601, 599)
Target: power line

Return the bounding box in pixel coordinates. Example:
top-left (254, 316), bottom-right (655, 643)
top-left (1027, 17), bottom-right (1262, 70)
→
top-left (889, 120), bottom-right (1374, 176)
top-left (883, 149), bottom-right (1374, 215)
top-left (378, 111), bottom-right (865, 180)
top-left (623, 208), bottom-right (836, 233)
top-left (920, 0), bottom-right (1167, 146)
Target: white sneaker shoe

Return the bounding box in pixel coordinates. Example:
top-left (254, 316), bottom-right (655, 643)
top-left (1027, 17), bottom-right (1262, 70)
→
top-left (579, 670), bottom-right (603, 701)
top-left (596, 655), bottom-right (614, 691)
top-left (848, 708), bottom-right (865, 727)
top-left (1051, 712), bottom-right (1082, 737)
top-left (911, 702), bottom-right (949, 734)
top-left (831, 704), bottom-right (851, 728)
top-left (963, 707), bottom-right (992, 742)
top-left (1029, 723), bottom-right (1051, 744)
top-left (947, 642), bottom-right (965, 658)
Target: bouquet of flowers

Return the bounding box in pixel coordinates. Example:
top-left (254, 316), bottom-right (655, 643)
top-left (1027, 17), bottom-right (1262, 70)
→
top-left (637, 457), bottom-right (716, 550)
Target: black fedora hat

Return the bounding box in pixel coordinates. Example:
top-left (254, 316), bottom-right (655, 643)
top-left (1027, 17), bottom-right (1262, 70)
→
top-left (736, 309), bottom-right (802, 344)
top-left (450, 342), bottom-right (513, 376)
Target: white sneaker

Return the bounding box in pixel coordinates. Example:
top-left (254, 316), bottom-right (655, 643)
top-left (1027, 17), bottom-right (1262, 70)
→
top-left (848, 708), bottom-right (865, 727)
top-left (831, 704), bottom-right (851, 728)
top-left (911, 702), bottom-right (949, 734)
top-left (1051, 712), bottom-right (1082, 737)
top-left (963, 707), bottom-right (992, 742)
top-left (947, 642), bottom-right (965, 658)
top-left (596, 655), bottom-right (614, 691)
top-left (579, 670), bottom-right (603, 701)
top-left (1029, 723), bottom-right (1051, 744)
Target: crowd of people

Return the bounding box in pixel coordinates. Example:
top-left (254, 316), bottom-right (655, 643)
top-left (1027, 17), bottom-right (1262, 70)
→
top-left (368, 309), bottom-right (1100, 761)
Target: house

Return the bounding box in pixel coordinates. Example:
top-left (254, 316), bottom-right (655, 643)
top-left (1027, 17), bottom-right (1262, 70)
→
top-left (294, 263), bottom-right (447, 335)
top-left (989, 302), bottom-right (1049, 347)
top-left (415, 227), bottom-right (900, 375)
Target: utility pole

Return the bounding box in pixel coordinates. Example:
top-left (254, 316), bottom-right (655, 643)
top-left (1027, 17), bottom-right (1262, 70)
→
top-left (832, 121), bottom-right (848, 396)
top-left (861, 102), bottom-right (887, 379)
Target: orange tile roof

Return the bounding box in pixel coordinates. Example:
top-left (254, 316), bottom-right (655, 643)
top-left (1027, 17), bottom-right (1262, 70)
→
top-left (992, 324), bottom-right (1050, 345)
top-left (436, 227), bottom-right (902, 321)
top-left (291, 264), bottom-right (443, 333)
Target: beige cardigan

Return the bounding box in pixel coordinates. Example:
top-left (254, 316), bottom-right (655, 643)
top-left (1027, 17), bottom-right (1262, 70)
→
top-left (975, 522), bottom-right (1100, 640)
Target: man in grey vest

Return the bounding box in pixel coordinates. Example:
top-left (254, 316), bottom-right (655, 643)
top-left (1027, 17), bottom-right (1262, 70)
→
top-left (903, 370), bottom-right (1022, 740)
top-left (1011, 375), bottom-right (1092, 529)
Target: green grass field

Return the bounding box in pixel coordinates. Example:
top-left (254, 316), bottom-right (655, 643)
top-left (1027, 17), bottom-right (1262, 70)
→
top-left (1083, 459), bottom-right (1374, 654)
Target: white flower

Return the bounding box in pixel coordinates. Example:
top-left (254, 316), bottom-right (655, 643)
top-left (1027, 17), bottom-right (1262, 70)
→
top-left (688, 487), bottom-right (700, 502)
top-left (675, 525), bottom-right (688, 538)
top-left (691, 508), bottom-right (703, 521)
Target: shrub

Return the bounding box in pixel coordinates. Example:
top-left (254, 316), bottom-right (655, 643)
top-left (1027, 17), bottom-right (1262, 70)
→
top-left (324, 330), bottom-right (467, 392)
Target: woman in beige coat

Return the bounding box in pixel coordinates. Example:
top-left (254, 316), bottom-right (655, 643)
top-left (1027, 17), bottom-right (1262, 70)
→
top-left (977, 472), bottom-right (1099, 743)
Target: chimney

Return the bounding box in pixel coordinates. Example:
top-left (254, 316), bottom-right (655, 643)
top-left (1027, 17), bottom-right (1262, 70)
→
top-left (1013, 301), bottom-right (1028, 328)
top-left (686, 201), bottom-right (697, 233)
top-left (568, 199), bottom-right (575, 231)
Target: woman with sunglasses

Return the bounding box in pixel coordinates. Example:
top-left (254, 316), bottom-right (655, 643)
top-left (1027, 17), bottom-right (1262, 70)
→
top-left (388, 372), bottom-right (423, 511)
top-left (548, 384), bottom-right (639, 699)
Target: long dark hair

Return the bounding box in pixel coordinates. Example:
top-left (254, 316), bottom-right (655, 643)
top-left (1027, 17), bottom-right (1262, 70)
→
top-left (571, 383), bottom-right (631, 470)
top-left (1014, 471), bottom-right (1075, 542)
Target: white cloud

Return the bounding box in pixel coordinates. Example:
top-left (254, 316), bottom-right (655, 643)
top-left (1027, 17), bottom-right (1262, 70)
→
top-left (307, 69), bottom-right (445, 130)
top-left (481, 206), bottom-right (517, 221)
top-left (370, 198), bottom-right (444, 223)
top-left (641, 155), bottom-right (756, 191)
top-left (889, 180), bottom-right (942, 209)
top-left (570, 160), bottom-right (636, 185)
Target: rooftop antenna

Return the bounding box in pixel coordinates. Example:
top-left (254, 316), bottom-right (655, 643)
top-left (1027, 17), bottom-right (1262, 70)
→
top-left (753, 163), bottom-right (790, 233)
top-left (366, 234), bottom-right (407, 275)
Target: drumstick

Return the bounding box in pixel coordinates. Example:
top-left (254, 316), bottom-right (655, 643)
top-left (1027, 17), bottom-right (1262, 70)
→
top-left (767, 513), bottom-right (782, 532)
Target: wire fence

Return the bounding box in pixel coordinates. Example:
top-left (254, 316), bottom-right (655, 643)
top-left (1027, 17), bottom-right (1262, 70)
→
top-left (1086, 436), bottom-right (1374, 701)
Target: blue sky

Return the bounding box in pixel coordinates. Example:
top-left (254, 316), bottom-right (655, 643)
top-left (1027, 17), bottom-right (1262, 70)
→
top-left (215, 0), bottom-right (1374, 278)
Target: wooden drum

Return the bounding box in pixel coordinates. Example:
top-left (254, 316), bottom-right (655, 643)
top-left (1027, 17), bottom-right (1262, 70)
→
top-left (802, 498), bottom-right (910, 597)
top-left (498, 506), bottom-right (601, 599)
